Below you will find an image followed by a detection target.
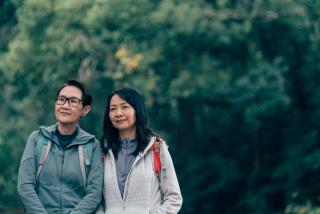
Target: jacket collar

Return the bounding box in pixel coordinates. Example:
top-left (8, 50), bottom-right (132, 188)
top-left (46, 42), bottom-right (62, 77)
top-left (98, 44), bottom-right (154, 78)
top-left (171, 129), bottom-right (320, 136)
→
top-left (39, 123), bottom-right (95, 147)
top-left (107, 136), bottom-right (157, 157)
top-left (137, 136), bottom-right (157, 157)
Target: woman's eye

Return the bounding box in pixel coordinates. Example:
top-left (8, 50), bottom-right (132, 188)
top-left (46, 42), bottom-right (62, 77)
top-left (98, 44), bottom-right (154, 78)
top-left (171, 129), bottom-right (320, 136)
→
top-left (58, 96), bottom-right (66, 101)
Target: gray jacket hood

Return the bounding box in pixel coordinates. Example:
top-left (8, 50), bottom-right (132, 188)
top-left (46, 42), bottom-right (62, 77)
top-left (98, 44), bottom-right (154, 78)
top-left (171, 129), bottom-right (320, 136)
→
top-left (39, 124), bottom-right (95, 147)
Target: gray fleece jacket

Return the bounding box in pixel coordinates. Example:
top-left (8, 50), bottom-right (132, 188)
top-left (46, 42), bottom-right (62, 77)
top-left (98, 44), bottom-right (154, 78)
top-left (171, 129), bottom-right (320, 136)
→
top-left (17, 124), bottom-right (103, 214)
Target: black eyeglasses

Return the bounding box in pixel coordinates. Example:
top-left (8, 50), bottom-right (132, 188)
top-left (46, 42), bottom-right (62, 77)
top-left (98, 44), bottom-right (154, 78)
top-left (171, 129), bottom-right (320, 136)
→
top-left (56, 96), bottom-right (82, 107)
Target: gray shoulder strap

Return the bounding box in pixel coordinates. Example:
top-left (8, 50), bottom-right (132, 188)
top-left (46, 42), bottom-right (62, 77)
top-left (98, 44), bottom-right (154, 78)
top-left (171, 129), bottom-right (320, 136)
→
top-left (35, 140), bottom-right (52, 182)
top-left (78, 145), bottom-right (87, 192)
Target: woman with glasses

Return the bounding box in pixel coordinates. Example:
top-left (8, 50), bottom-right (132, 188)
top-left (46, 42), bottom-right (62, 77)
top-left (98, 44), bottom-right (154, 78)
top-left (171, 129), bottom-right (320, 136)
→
top-left (18, 79), bottom-right (103, 214)
top-left (96, 87), bottom-right (182, 214)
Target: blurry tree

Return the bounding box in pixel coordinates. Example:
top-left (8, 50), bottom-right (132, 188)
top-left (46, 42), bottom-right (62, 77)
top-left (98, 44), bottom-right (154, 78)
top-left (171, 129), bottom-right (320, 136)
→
top-left (0, 0), bottom-right (320, 213)
top-left (0, 0), bottom-right (19, 209)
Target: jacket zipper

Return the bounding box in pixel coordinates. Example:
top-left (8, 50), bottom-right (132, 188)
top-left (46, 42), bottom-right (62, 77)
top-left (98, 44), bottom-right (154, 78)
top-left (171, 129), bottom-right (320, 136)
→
top-left (122, 138), bottom-right (155, 201)
top-left (60, 150), bottom-right (65, 214)
top-left (110, 138), bottom-right (155, 208)
top-left (123, 153), bottom-right (143, 201)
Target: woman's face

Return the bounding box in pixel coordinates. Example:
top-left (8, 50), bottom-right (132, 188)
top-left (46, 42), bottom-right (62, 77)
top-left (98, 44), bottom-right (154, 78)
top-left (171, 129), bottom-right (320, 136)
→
top-left (55, 85), bottom-right (90, 126)
top-left (109, 94), bottom-right (136, 136)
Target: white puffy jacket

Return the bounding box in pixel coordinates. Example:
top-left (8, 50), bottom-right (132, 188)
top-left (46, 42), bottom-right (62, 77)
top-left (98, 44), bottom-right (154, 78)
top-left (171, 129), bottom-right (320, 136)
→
top-left (96, 137), bottom-right (183, 214)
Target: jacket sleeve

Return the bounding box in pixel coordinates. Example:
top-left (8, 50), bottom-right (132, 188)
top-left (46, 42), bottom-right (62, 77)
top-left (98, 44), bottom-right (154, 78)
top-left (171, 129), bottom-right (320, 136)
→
top-left (154, 143), bottom-right (183, 214)
top-left (71, 139), bottom-right (103, 214)
top-left (17, 131), bottom-right (49, 214)
top-left (94, 196), bottom-right (105, 214)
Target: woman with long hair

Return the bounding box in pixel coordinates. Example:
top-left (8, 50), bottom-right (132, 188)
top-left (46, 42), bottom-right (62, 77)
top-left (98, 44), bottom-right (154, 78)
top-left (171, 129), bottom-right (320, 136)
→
top-left (96, 87), bottom-right (182, 214)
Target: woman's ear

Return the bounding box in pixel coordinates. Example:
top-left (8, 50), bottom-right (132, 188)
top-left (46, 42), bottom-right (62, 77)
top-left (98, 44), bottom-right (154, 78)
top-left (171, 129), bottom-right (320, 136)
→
top-left (81, 105), bottom-right (91, 116)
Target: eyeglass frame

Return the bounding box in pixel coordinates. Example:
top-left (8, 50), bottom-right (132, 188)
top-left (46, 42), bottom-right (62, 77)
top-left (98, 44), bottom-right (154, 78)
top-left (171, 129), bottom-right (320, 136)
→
top-left (55, 95), bottom-right (83, 107)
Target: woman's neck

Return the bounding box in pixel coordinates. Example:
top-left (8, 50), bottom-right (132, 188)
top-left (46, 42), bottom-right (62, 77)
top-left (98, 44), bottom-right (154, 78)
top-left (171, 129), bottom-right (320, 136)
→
top-left (119, 129), bottom-right (136, 140)
top-left (57, 122), bottom-right (77, 135)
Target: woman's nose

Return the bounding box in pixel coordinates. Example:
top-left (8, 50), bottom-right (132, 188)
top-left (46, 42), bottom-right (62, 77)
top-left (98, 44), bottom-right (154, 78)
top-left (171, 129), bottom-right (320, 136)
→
top-left (115, 109), bottom-right (123, 115)
top-left (62, 101), bottom-right (71, 108)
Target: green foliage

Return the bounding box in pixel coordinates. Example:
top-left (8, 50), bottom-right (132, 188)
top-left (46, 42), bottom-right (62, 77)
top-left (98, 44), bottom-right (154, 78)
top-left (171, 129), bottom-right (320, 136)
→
top-left (1, 0), bottom-right (320, 213)
top-left (0, 0), bottom-right (17, 52)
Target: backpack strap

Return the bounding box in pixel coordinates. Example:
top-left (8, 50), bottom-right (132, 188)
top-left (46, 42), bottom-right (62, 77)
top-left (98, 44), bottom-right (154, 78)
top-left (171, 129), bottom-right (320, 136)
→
top-left (35, 134), bottom-right (93, 193)
top-left (35, 135), bottom-right (52, 182)
top-left (79, 142), bottom-right (93, 193)
top-left (151, 137), bottom-right (163, 176)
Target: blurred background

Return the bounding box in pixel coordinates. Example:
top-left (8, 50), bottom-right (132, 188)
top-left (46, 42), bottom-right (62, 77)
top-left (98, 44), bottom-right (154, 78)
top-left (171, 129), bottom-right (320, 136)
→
top-left (1, 0), bottom-right (320, 213)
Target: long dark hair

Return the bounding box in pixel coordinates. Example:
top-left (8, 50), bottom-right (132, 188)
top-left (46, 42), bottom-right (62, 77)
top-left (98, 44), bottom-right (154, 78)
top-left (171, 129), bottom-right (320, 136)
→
top-left (101, 87), bottom-right (155, 157)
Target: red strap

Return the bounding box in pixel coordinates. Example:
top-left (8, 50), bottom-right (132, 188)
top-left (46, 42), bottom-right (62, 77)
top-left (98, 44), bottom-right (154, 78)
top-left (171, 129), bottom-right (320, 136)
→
top-left (152, 139), bottom-right (162, 176)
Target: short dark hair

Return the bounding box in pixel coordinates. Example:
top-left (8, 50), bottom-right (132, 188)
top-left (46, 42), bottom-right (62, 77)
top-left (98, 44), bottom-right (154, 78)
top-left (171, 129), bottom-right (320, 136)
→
top-left (56, 79), bottom-right (92, 106)
top-left (101, 87), bottom-right (154, 157)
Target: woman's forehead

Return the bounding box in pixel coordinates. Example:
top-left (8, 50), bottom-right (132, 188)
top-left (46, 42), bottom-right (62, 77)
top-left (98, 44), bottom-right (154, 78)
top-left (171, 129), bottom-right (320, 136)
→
top-left (59, 86), bottom-right (82, 98)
